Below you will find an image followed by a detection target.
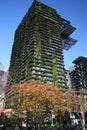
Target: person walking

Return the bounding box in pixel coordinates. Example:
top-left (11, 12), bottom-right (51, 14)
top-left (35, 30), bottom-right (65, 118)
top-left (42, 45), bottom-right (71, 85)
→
top-left (14, 124), bottom-right (20, 130)
top-left (73, 124), bottom-right (80, 130)
top-left (57, 125), bottom-right (65, 130)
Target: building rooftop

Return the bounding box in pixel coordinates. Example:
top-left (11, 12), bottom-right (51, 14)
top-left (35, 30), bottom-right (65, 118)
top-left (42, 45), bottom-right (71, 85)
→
top-left (73, 56), bottom-right (87, 64)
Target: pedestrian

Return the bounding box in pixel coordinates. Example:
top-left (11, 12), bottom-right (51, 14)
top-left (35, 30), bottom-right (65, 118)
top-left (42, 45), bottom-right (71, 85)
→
top-left (74, 124), bottom-right (80, 130)
top-left (14, 124), bottom-right (20, 130)
top-left (57, 125), bottom-right (65, 130)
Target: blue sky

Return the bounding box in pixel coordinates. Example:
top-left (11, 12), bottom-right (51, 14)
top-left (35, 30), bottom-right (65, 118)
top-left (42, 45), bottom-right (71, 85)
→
top-left (0, 0), bottom-right (87, 71)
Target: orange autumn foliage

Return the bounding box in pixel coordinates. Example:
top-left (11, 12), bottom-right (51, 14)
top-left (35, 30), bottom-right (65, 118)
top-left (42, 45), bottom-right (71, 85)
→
top-left (15, 81), bottom-right (64, 114)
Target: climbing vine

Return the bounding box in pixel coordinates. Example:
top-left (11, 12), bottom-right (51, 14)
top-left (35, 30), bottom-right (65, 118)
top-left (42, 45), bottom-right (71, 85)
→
top-left (52, 56), bottom-right (58, 87)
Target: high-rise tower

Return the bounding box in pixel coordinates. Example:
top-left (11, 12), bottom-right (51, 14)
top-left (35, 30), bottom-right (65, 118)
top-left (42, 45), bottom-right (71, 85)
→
top-left (8, 0), bottom-right (76, 89)
top-left (70, 56), bottom-right (87, 91)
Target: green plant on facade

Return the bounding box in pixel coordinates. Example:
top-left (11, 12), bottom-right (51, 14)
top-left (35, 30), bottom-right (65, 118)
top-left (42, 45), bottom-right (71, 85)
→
top-left (52, 56), bottom-right (58, 87)
top-left (48, 27), bottom-right (52, 44)
top-left (78, 94), bottom-right (85, 111)
top-left (36, 31), bottom-right (41, 59)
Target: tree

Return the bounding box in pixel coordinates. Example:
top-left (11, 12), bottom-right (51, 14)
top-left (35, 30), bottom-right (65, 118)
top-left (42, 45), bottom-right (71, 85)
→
top-left (15, 81), bottom-right (64, 126)
top-left (6, 81), bottom-right (81, 129)
top-left (13, 81), bottom-right (76, 129)
top-left (79, 94), bottom-right (85, 112)
top-left (56, 89), bottom-right (76, 127)
top-left (0, 62), bottom-right (8, 109)
top-left (70, 89), bottom-right (86, 130)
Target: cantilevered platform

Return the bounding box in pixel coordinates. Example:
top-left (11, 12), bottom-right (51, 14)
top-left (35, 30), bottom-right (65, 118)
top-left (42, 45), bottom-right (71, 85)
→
top-left (60, 19), bottom-right (77, 50)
